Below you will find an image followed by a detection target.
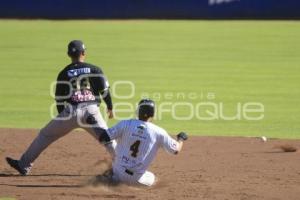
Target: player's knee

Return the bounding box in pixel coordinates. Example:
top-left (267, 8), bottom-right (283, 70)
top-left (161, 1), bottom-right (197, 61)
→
top-left (86, 114), bottom-right (97, 125)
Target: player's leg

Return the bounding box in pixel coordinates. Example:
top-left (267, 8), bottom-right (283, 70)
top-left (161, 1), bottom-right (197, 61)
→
top-left (110, 166), bottom-right (156, 186)
top-left (8, 107), bottom-right (78, 175)
top-left (81, 104), bottom-right (108, 132)
top-left (137, 171), bottom-right (156, 186)
top-left (81, 104), bottom-right (117, 156)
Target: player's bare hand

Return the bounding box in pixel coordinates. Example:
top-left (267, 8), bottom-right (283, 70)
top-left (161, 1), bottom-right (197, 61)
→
top-left (107, 109), bottom-right (114, 119)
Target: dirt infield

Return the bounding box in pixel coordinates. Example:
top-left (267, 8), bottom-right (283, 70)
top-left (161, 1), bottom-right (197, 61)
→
top-left (0, 128), bottom-right (300, 200)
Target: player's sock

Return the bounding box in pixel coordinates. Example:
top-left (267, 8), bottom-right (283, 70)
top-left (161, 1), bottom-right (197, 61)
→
top-left (104, 140), bottom-right (116, 158)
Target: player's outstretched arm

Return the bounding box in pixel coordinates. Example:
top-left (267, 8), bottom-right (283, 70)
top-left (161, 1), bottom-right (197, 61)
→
top-left (161, 131), bottom-right (188, 155)
top-left (175, 132), bottom-right (188, 153)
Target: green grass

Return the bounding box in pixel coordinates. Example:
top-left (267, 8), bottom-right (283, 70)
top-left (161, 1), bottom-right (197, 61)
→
top-left (0, 20), bottom-right (299, 138)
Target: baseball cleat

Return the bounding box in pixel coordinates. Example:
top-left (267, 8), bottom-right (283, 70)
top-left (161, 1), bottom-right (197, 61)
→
top-left (6, 157), bottom-right (31, 176)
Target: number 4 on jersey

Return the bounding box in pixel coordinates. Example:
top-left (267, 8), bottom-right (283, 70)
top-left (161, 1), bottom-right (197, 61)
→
top-left (130, 140), bottom-right (141, 158)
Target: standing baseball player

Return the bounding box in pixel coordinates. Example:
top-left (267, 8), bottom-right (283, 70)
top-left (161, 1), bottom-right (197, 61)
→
top-left (96, 99), bottom-right (188, 186)
top-left (6, 40), bottom-right (115, 175)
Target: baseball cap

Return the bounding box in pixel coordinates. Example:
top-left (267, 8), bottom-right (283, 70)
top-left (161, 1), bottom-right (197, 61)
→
top-left (67, 40), bottom-right (86, 56)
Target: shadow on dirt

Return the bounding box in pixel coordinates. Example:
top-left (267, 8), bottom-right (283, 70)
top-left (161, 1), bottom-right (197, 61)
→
top-left (0, 183), bottom-right (83, 188)
top-left (0, 173), bottom-right (93, 177)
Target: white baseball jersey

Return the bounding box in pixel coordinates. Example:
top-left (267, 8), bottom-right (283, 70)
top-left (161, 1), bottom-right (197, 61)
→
top-left (107, 119), bottom-right (179, 175)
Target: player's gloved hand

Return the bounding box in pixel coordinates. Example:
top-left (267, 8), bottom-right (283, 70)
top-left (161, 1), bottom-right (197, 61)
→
top-left (177, 132), bottom-right (188, 141)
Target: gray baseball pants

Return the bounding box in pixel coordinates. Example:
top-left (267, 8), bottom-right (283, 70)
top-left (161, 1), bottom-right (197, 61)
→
top-left (19, 102), bottom-right (110, 170)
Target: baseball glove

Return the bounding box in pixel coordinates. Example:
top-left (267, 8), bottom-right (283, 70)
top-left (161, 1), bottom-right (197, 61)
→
top-left (177, 132), bottom-right (188, 141)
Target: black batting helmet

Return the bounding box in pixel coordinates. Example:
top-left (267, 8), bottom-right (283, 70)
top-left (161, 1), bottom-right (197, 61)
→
top-left (137, 99), bottom-right (155, 121)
